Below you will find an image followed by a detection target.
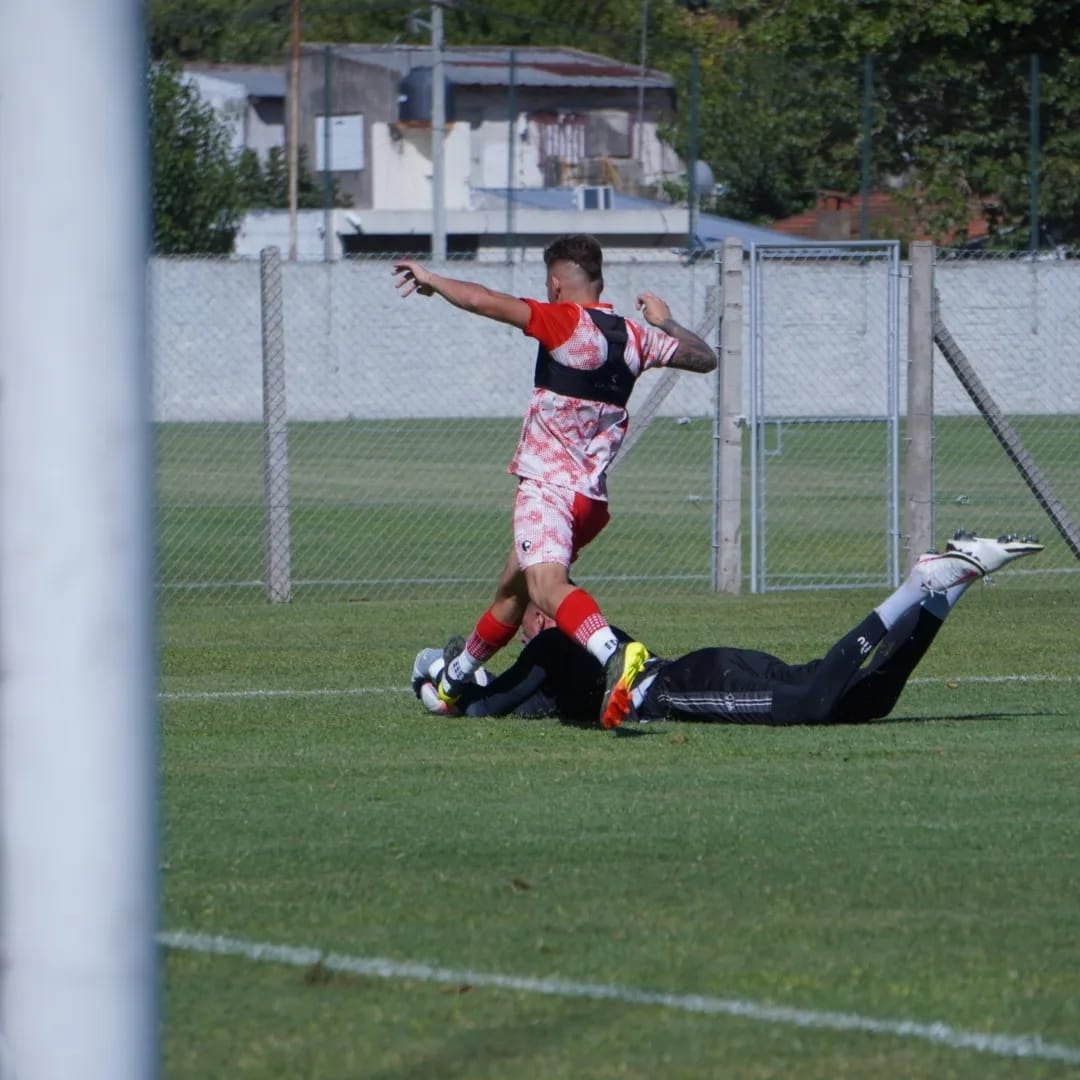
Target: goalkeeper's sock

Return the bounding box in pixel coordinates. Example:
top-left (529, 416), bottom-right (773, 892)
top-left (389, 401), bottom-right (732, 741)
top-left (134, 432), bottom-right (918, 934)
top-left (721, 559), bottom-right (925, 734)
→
top-left (920, 579), bottom-right (972, 623)
top-left (874, 576), bottom-right (925, 630)
top-left (874, 569), bottom-right (973, 635)
top-left (555, 588), bottom-right (619, 665)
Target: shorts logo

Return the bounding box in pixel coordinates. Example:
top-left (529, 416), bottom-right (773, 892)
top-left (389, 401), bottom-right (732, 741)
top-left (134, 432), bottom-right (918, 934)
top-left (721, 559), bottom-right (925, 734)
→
top-left (521, 540), bottom-right (532, 552)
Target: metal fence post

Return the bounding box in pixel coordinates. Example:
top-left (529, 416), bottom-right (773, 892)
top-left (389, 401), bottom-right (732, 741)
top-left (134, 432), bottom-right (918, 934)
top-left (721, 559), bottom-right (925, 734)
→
top-left (260, 246), bottom-right (293, 603)
top-left (713, 240), bottom-right (744, 593)
top-left (905, 241), bottom-right (935, 569)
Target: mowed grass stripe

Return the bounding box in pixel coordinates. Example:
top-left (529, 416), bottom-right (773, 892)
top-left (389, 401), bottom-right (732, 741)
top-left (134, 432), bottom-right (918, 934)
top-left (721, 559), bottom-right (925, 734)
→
top-left (160, 930), bottom-right (1080, 1066)
top-left (156, 414), bottom-right (1080, 602)
top-left (161, 588), bottom-right (1080, 1078)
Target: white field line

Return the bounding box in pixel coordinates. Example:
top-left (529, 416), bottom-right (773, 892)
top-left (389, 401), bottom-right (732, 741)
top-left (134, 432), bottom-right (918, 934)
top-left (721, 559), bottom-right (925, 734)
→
top-left (159, 687), bottom-right (401, 701)
top-left (160, 930), bottom-right (1080, 1065)
top-left (159, 673), bottom-right (1080, 703)
top-left (907, 674), bottom-right (1080, 685)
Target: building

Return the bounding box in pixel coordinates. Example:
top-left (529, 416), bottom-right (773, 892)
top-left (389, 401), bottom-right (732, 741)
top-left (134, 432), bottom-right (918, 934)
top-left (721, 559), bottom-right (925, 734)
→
top-left (294, 43), bottom-right (682, 214)
top-left (183, 63), bottom-right (286, 161)
top-left (186, 47), bottom-right (803, 259)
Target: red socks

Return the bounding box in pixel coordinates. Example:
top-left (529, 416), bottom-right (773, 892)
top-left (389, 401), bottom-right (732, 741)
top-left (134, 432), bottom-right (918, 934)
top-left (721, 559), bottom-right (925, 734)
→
top-left (554, 588), bottom-right (608, 648)
top-left (465, 608), bottom-right (518, 662)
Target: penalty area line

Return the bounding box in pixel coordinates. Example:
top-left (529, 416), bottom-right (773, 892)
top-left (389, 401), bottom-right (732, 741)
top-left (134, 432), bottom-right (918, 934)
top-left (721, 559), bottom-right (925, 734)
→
top-left (159, 931), bottom-right (1080, 1066)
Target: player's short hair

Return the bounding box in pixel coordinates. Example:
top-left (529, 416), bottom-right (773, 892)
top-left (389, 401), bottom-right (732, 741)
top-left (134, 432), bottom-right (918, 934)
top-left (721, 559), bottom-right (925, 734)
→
top-left (544, 234), bottom-right (604, 292)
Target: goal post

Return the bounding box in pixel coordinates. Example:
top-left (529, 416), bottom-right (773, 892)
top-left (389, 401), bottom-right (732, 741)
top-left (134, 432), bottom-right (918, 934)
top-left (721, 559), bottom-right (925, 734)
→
top-left (1, 3), bottom-right (157, 1077)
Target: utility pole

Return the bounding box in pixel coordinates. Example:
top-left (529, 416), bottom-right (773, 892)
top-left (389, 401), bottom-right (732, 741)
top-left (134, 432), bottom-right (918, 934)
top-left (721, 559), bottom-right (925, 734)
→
top-left (505, 49), bottom-right (516, 265)
top-left (686, 45), bottom-right (699, 256)
top-left (322, 45), bottom-right (334, 262)
top-left (1029, 53), bottom-right (1040, 250)
top-left (431, 0), bottom-right (447, 262)
top-left (636, 0), bottom-right (649, 178)
top-left (860, 54), bottom-right (873, 240)
top-left (288, 0), bottom-right (300, 260)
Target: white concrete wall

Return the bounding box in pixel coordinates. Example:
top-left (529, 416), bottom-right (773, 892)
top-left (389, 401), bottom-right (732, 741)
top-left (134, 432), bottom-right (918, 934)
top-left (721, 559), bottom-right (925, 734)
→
top-left (151, 257), bottom-right (719, 422)
top-left (469, 112), bottom-right (538, 194)
top-left (369, 122), bottom-right (474, 211)
top-left (150, 256), bottom-right (1080, 423)
top-left (933, 259), bottom-right (1080, 415)
top-left (233, 210), bottom-right (332, 261)
top-left (753, 258), bottom-right (900, 419)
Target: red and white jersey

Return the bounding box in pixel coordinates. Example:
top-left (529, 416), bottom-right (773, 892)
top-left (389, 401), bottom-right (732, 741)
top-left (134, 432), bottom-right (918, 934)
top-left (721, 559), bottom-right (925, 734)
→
top-left (508, 299), bottom-right (680, 500)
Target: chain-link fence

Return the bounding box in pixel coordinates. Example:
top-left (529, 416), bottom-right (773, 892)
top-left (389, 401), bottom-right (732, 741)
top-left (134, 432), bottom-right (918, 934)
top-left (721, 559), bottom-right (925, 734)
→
top-left (152, 251), bottom-right (722, 604)
top-left (152, 246), bottom-right (1079, 605)
top-left (746, 242), bottom-right (903, 591)
top-left (930, 249), bottom-right (1080, 573)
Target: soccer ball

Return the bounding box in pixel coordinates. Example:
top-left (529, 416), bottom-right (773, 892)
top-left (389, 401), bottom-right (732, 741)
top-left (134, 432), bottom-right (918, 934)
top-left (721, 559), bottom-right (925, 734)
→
top-left (411, 647), bottom-right (490, 698)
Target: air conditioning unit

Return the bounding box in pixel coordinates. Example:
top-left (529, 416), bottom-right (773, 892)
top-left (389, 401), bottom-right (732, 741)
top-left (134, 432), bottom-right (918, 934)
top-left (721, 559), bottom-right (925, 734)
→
top-left (574, 184), bottom-right (614, 211)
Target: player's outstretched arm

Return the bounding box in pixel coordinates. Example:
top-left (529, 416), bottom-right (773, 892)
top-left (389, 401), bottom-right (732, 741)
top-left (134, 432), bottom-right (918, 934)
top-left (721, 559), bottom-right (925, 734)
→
top-left (636, 291), bottom-right (716, 373)
top-left (393, 261), bottom-right (531, 329)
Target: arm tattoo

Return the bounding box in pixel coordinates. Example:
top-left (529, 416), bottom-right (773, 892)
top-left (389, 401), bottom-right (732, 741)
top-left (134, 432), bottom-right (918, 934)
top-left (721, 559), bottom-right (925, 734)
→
top-left (658, 317), bottom-right (717, 373)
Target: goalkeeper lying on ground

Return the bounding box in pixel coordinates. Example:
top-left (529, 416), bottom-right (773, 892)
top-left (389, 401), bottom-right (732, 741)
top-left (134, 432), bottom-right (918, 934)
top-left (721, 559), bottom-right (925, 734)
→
top-left (411, 531), bottom-right (1043, 728)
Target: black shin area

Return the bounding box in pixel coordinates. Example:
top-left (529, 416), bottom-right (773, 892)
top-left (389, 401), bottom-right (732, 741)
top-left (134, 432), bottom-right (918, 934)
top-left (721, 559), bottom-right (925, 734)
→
top-left (831, 607), bottom-right (947, 723)
top-left (773, 612), bottom-right (887, 725)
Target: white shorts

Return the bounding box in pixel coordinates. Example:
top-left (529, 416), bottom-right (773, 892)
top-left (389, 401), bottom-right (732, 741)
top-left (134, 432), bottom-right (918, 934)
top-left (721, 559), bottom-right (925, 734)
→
top-left (512, 478), bottom-right (610, 570)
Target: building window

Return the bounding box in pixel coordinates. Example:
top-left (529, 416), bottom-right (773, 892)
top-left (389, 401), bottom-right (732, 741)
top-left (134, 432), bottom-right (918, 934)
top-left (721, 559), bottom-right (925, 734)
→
top-left (586, 110), bottom-right (632, 159)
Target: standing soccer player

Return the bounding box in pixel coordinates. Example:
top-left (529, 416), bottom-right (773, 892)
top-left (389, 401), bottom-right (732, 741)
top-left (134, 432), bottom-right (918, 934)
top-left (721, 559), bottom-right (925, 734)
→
top-left (393, 234), bottom-right (715, 727)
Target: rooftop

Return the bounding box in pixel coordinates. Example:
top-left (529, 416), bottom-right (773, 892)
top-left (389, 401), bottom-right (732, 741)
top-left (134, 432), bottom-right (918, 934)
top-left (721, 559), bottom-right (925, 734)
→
top-left (474, 187), bottom-right (810, 248)
top-left (307, 44), bottom-right (676, 93)
top-left (184, 63), bottom-right (286, 99)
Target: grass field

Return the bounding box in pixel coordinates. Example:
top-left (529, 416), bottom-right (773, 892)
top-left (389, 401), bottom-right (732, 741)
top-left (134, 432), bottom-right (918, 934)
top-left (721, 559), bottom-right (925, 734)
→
top-left (160, 572), bottom-right (1080, 1078)
top-left (157, 414), bottom-right (1080, 603)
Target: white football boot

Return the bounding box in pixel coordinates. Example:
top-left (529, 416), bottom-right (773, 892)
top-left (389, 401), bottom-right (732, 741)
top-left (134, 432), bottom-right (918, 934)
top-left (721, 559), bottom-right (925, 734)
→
top-left (944, 530), bottom-right (1044, 573)
top-left (913, 530), bottom-right (1044, 593)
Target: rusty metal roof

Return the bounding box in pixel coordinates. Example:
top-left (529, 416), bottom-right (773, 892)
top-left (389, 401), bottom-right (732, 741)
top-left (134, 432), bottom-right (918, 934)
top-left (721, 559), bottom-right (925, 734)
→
top-left (310, 44), bottom-right (676, 92)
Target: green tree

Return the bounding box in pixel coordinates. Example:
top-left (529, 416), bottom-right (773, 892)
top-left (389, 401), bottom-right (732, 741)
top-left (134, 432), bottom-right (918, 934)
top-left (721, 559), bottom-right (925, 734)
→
top-left (238, 146), bottom-right (353, 209)
top-left (149, 61), bottom-right (244, 253)
top-left (145, 0), bottom-right (1080, 245)
top-left (148, 0), bottom-right (647, 62)
top-left (721, 0), bottom-right (1080, 245)
top-left (148, 0), bottom-right (290, 62)
top-left (151, 65), bottom-right (352, 253)
top-left (149, 0), bottom-right (479, 62)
